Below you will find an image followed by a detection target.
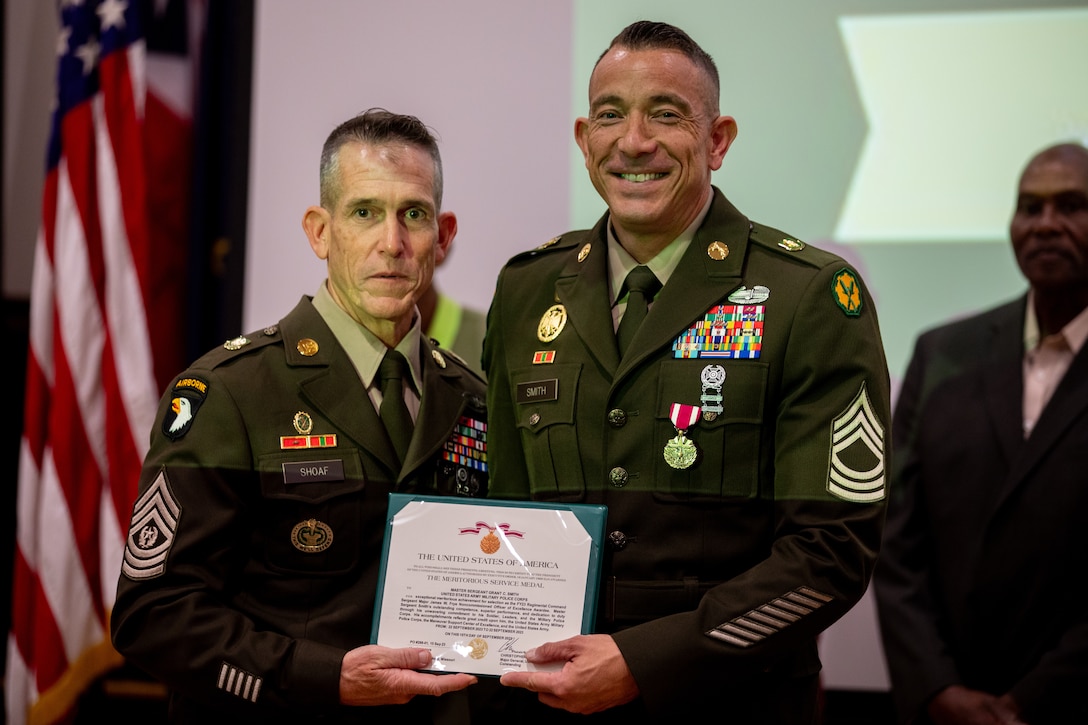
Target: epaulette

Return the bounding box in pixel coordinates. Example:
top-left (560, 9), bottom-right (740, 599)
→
top-left (504, 233), bottom-right (582, 266)
top-left (189, 325), bottom-right (283, 371)
top-left (427, 338), bottom-right (486, 385)
top-left (748, 223), bottom-right (842, 270)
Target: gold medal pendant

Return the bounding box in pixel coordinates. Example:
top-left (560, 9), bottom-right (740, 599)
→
top-left (663, 431), bottom-right (698, 469)
top-left (480, 528), bottom-right (500, 554)
top-left (665, 402), bottom-right (702, 469)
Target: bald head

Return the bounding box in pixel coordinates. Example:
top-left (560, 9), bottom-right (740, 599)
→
top-left (1021, 142), bottom-right (1088, 186)
top-left (1009, 141), bottom-right (1088, 329)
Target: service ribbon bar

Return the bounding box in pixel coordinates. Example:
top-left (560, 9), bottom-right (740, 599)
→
top-left (280, 434), bottom-right (338, 450)
top-left (442, 416), bottom-right (488, 472)
top-left (673, 304), bottom-right (764, 359)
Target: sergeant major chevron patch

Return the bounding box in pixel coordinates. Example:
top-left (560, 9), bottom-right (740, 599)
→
top-left (121, 469), bottom-right (180, 580)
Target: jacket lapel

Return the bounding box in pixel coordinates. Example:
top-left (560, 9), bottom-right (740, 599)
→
top-left (404, 344), bottom-right (471, 477)
top-left (619, 190), bottom-right (750, 375)
top-left (982, 301), bottom-right (1026, 465)
top-left (987, 297), bottom-right (1088, 510)
top-left (558, 190), bottom-right (752, 378)
top-left (555, 218), bottom-right (623, 373)
top-left (278, 300), bottom-right (400, 471)
top-left (1006, 337), bottom-right (1088, 489)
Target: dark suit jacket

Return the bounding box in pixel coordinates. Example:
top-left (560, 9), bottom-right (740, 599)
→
top-left (111, 296), bottom-right (488, 723)
top-left (874, 296), bottom-right (1088, 725)
top-left (483, 188), bottom-right (890, 721)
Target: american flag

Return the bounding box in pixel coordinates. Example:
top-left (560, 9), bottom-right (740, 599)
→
top-left (7, 1), bottom-right (201, 722)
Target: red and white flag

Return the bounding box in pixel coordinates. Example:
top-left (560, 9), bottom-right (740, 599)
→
top-left (7, 2), bottom-right (202, 722)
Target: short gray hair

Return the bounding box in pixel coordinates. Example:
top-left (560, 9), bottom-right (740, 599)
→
top-left (318, 108), bottom-right (444, 209)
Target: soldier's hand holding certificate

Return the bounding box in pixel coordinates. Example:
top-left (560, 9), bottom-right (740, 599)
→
top-left (371, 494), bottom-right (606, 676)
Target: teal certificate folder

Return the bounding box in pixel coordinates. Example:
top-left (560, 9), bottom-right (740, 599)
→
top-left (371, 493), bottom-right (607, 676)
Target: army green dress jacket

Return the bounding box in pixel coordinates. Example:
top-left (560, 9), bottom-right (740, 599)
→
top-left (482, 189), bottom-right (890, 718)
top-left (111, 297), bottom-right (488, 723)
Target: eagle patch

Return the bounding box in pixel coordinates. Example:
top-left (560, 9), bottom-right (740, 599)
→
top-left (163, 376), bottom-right (208, 440)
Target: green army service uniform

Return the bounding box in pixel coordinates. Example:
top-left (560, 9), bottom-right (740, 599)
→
top-left (111, 296), bottom-right (488, 723)
top-left (482, 189), bottom-right (890, 721)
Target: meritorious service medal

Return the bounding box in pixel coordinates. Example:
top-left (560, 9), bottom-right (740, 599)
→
top-left (664, 402), bottom-right (701, 469)
top-left (480, 528), bottom-right (500, 554)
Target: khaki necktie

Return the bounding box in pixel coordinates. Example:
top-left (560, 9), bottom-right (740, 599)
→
top-left (378, 350), bottom-right (414, 462)
top-left (616, 265), bottom-right (662, 356)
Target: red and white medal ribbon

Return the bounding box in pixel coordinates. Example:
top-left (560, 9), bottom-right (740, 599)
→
top-left (665, 403), bottom-right (701, 470)
top-left (669, 403), bottom-right (701, 432)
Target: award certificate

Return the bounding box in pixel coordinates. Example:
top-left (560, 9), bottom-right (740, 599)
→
top-left (371, 493), bottom-right (607, 677)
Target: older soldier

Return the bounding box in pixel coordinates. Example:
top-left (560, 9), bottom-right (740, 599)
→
top-left (112, 109), bottom-right (488, 723)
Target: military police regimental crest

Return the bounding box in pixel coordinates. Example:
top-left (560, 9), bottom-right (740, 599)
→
top-left (291, 518), bottom-right (333, 553)
top-left (537, 304), bottom-right (567, 343)
top-left (293, 411), bottom-right (314, 435)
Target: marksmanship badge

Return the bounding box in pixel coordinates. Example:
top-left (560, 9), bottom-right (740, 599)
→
top-left (700, 365), bottom-right (726, 421)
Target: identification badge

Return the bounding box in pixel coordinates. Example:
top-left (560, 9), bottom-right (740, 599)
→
top-left (516, 379), bottom-right (558, 404)
top-left (282, 459), bottom-right (345, 484)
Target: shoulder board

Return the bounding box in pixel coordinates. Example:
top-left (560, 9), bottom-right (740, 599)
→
top-left (428, 339), bottom-right (486, 386)
top-left (748, 223), bottom-right (842, 269)
top-left (504, 233), bottom-right (584, 266)
top-left (189, 325), bottom-right (283, 371)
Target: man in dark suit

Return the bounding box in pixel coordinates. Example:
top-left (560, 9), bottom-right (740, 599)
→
top-left (873, 142), bottom-right (1088, 725)
top-left (111, 109), bottom-right (487, 723)
top-left (482, 21), bottom-right (890, 723)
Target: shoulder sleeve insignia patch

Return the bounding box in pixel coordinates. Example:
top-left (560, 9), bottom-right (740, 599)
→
top-left (121, 469), bottom-right (181, 580)
top-left (831, 268), bottom-right (863, 316)
top-left (163, 376), bottom-right (208, 440)
top-left (827, 383), bottom-right (886, 502)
